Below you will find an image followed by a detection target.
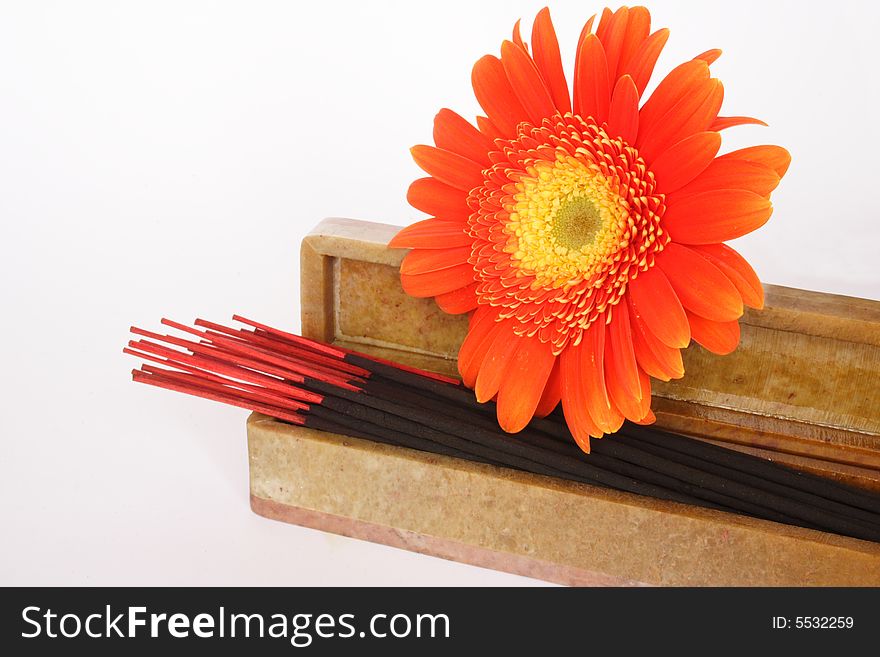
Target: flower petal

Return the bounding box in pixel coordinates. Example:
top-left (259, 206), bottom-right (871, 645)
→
top-left (435, 283), bottom-right (479, 315)
top-left (710, 115), bottom-right (768, 131)
top-left (639, 79), bottom-right (723, 164)
top-left (458, 308), bottom-right (503, 388)
top-left (411, 145), bottom-right (485, 192)
top-left (560, 341), bottom-right (602, 452)
top-left (400, 246), bottom-right (473, 275)
top-left (616, 5), bottom-right (651, 76)
top-left (389, 219), bottom-right (472, 249)
top-left (472, 55), bottom-right (530, 138)
top-left (717, 145), bottom-right (792, 178)
top-left (691, 243), bottom-right (764, 309)
top-left (637, 59), bottom-right (710, 142)
top-left (663, 189), bottom-right (773, 244)
top-left (501, 39), bottom-right (557, 125)
top-left (606, 74), bottom-right (640, 143)
top-left (595, 7), bottom-right (614, 41)
top-left (476, 115), bottom-right (505, 142)
top-left (606, 357), bottom-right (652, 422)
top-left (627, 266), bottom-right (691, 348)
top-left (686, 310), bottom-right (741, 355)
top-left (694, 48), bottom-right (722, 65)
top-left (580, 320), bottom-right (621, 433)
top-left (598, 6), bottom-right (630, 81)
top-left (512, 18), bottom-right (526, 50)
top-left (534, 358), bottom-right (562, 417)
top-left (621, 28), bottom-right (669, 95)
top-left (400, 263), bottom-right (476, 298)
top-left (650, 131), bottom-right (721, 192)
top-left (629, 324), bottom-right (666, 380)
top-left (433, 109), bottom-right (494, 167)
top-left (475, 321), bottom-right (521, 403)
top-left (635, 368), bottom-right (653, 422)
top-left (530, 7), bottom-right (572, 113)
top-left (573, 33), bottom-right (611, 123)
top-left (628, 294), bottom-right (685, 380)
top-left (496, 338), bottom-right (557, 433)
top-left (672, 159), bottom-right (781, 199)
top-left (407, 177), bottom-right (472, 222)
top-left (605, 301), bottom-right (641, 400)
top-left (656, 243), bottom-right (743, 322)
top-left (576, 14), bottom-right (597, 49)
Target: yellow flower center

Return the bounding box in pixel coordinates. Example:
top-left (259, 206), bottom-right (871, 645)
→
top-left (505, 152), bottom-right (630, 289)
top-left (467, 113), bottom-right (666, 350)
top-left (552, 196), bottom-right (603, 250)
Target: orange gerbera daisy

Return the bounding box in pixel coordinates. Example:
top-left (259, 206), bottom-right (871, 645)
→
top-left (389, 5), bottom-right (790, 452)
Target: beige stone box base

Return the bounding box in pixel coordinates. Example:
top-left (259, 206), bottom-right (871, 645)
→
top-left (248, 414), bottom-right (880, 586)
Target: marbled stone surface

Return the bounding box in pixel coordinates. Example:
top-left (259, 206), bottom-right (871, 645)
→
top-left (248, 414), bottom-right (880, 586)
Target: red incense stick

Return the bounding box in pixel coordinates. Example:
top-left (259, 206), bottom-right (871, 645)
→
top-left (124, 315), bottom-right (880, 543)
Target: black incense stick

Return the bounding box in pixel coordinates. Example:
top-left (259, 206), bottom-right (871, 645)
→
top-left (614, 432), bottom-right (880, 527)
top-left (126, 317), bottom-right (880, 544)
top-left (360, 350), bottom-right (880, 519)
top-left (355, 375), bottom-right (880, 527)
top-left (347, 374), bottom-right (879, 539)
top-left (310, 384), bottom-right (721, 509)
top-left (617, 422), bottom-right (880, 513)
top-left (357, 377), bottom-right (814, 525)
top-left (303, 407), bottom-right (507, 468)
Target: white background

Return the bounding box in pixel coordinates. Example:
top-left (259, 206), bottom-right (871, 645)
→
top-left (1, 0), bottom-right (878, 586)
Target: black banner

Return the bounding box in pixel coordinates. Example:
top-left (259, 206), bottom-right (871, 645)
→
top-left (1, 587), bottom-right (877, 653)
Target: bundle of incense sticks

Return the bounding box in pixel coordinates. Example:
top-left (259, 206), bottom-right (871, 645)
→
top-left (126, 316), bottom-right (880, 543)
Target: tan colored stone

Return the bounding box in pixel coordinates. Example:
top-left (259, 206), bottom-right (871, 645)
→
top-left (248, 414), bottom-right (880, 586)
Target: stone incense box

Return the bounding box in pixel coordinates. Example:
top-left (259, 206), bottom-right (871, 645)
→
top-left (246, 218), bottom-right (880, 586)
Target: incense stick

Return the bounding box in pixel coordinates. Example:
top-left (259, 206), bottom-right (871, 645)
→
top-left (361, 348), bottom-right (880, 516)
top-left (354, 358), bottom-right (880, 531)
top-left (125, 316), bottom-right (880, 543)
top-left (352, 374), bottom-right (879, 538)
top-left (338, 341), bottom-right (880, 512)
